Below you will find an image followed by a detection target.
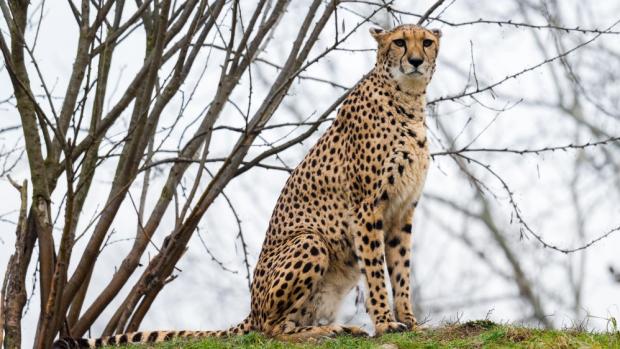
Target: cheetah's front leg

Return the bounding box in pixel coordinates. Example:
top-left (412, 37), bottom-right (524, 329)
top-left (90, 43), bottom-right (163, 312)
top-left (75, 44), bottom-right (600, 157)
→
top-left (385, 208), bottom-right (417, 329)
top-left (353, 202), bottom-right (408, 336)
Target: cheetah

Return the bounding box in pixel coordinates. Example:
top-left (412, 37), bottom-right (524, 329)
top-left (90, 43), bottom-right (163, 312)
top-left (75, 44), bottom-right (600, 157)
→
top-left (53, 24), bottom-right (441, 348)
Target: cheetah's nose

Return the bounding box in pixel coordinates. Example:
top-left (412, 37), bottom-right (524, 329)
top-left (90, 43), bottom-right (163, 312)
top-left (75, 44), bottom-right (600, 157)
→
top-left (408, 58), bottom-right (424, 68)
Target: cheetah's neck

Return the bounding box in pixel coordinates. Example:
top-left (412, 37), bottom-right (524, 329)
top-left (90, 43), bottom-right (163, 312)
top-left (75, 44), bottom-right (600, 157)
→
top-left (370, 69), bottom-right (427, 123)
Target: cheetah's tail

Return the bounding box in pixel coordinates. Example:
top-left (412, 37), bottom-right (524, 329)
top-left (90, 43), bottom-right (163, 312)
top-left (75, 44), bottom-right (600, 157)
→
top-left (52, 316), bottom-right (253, 349)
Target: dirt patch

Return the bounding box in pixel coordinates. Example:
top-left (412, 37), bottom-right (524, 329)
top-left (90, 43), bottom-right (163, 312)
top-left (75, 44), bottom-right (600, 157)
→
top-left (504, 327), bottom-right (534, 343)
top-left (434, 320), bottom-right (498, 341)
top-left (459, 320), bottom-right (497, 331)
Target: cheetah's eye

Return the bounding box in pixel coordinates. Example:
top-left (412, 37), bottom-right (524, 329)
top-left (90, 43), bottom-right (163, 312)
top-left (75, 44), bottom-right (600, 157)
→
top-left (393, 39), bottom-right (406, 47)
top-left (422, 39), bottom-right (433, 47)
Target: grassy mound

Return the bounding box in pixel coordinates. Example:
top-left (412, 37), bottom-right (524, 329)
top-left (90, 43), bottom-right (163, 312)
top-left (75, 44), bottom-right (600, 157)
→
top-left (121, 321), bottom-right (620, 348)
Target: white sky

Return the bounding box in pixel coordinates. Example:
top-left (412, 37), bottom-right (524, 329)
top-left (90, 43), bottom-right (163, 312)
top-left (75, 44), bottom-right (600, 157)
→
top-left (1, 1), bottom-right (620, 347)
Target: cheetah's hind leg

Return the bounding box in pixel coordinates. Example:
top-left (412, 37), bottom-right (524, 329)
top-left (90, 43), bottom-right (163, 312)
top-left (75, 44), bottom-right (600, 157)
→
top-left (260, 233), bottom-right (368, 341)
top-left (275, 324), bottom-right (368, 342)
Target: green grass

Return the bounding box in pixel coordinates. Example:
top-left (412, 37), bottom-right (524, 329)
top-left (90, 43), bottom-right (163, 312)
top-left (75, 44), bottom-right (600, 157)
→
top-left (122, 320), bottom-right (620, 348)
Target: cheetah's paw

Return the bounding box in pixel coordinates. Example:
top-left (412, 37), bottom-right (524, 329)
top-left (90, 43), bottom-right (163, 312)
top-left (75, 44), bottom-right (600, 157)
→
top-left (374, 321), bottom-right (408, 336)
top-left (396, 313), bottom-right (418, 330)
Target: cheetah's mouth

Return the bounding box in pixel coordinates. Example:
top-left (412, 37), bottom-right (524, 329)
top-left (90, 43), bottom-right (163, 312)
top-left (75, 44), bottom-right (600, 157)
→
top-left (404, 69), bottom-right (423, 77)
top-left (399, 65), bottom-right (423, 76)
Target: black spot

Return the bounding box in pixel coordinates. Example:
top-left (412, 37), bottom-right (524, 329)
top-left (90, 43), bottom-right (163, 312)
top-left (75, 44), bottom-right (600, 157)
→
top-left (147, 332), bottom-right (158, 343)
top-left (375, 220), bottom-right (383, 230)
top-left (131, 333), bottom-right (143, 342)
top-left (119, 335), bottom-right (128, 344)
top-left (370, 240), bottom-right (380, 251)
top-left (303, 262), bottom-right (313, 273)
top-left (52, 339), bottom-right (70, 349)
top-left (387, 237), bottom-right (401, 247)
top-left (310, 246), bottom-right (319, 256)
top-left (399, 247), bottom-right (407, 256)
top-left (402, 224), bottom-right (412, 233)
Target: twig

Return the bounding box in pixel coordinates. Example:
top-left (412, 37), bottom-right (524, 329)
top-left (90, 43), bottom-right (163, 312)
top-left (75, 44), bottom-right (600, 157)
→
top-left (431, 136), bottom-right (620, 157)
top-left (416, 0), bottom-right (445, 25)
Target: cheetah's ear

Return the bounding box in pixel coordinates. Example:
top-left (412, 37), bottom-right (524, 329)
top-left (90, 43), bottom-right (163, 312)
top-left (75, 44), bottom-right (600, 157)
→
top-left (430, 28), bottom-right (442, 39)
top-left (369, 27), bottom-right (387, 42)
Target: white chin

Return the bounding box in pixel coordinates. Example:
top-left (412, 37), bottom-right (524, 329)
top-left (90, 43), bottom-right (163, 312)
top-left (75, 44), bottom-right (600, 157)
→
top-left (406, 72), bottom-right (424, 78)
top-left (392, 67), bottom-right (425, 80)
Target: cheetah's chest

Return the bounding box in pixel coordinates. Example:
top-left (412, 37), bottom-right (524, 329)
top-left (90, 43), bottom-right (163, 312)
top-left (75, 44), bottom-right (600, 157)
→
top-left (384, 127), bottom-right (429, 223)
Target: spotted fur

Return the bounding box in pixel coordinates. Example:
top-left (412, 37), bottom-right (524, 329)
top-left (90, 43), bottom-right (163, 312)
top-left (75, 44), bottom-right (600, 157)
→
top-left (53, 24), bottom-right (441, 347)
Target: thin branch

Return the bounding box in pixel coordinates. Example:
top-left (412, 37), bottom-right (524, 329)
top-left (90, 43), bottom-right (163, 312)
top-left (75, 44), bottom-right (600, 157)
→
top-left (455, 153), bottom-right (620, 253)
top-left (431, 136), bottom-right (620, 157)
top-left (416, 0), bottom-right (445, 25)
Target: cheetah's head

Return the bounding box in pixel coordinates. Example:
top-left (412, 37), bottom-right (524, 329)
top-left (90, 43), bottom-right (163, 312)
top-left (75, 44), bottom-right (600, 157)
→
top-left (370, 24), bottom-right (441, 90)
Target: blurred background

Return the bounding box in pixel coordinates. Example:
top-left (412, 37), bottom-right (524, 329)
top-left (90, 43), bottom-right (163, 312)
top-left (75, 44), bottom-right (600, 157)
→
top-left (1, 1), bottom-right (619, 348)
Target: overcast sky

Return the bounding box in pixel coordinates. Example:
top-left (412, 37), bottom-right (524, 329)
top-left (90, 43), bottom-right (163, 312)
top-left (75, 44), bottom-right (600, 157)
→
top-left (1, 1), bottom-right (620, 347)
